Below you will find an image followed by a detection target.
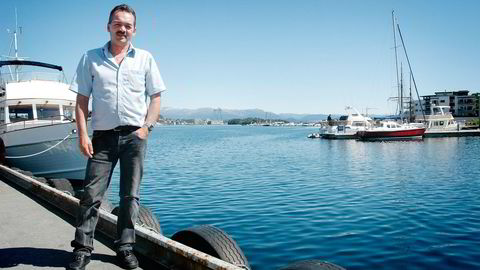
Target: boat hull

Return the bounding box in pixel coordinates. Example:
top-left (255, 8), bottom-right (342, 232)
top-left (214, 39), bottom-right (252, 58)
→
top-left (2, 121), bottom-right (88, 180)
top-left (357, 128), bottom-right (425, 141)
top-left (320, 132), bottom-right (358, 139)
top-left (424, 129), bottom-right (480, 138)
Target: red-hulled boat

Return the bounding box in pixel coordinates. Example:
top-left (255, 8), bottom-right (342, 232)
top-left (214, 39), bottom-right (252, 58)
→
top-left (357, 121), bottom-right (426, 141)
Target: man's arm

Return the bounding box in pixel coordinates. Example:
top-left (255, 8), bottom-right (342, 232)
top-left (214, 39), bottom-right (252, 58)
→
top-left (137, 93), bottom-right (161, 139)
top-left (75, 94), bottom-right (93, 158)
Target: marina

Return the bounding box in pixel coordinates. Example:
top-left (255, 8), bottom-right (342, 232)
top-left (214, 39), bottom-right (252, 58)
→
top-left (0, 3), bottom-right (479, 270)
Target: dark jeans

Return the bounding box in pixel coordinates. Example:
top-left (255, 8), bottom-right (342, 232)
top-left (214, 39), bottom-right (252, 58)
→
top-left (71, 127), bottom-right (147, 254)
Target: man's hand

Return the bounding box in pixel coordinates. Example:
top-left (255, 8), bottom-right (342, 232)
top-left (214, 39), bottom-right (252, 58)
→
top-left (78, 133), bottom-right (93, 158)
top-left (75, 94), bottom-right (92, 158)
top-left (135, 126), bottom-right (149, 140)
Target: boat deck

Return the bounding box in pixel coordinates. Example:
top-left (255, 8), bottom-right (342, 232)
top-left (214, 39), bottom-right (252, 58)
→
top-left (424, 129), bottom-right (480, 138)
top-left (0, 178), bottom-right (140, 270)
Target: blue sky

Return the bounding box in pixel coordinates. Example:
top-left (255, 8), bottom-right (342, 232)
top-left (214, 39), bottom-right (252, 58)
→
top-left (1, 0), bottom-right (479, 114)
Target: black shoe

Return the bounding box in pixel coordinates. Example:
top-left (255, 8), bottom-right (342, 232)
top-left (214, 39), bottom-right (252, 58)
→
top-left (68, 253), bottom-right (91, 270)
top-left (116, 250), bottom-right (138, 269)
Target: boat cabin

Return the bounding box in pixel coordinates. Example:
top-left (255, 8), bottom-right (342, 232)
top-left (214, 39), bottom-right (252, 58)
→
top-left (415, 105), bottom-right (459, 130)
top-left (0, 61), bottom-right (76, 133)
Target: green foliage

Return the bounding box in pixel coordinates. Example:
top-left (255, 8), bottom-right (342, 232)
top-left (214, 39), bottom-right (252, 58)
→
top-left (227, 118), bottom-right (263, 125)
top-left (227, 118), bottom-right (288, 125)
top-left (466, 118), bottom-right (480, 126)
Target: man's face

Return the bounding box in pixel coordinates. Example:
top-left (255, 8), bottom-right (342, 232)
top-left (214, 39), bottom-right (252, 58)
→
top-left (107, 11), bottom-right (136, 47)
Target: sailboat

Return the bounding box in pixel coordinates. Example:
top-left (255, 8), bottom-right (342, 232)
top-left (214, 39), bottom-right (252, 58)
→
top-left (357, 11), bottom-right (426, 141)
top-left (0, 11), bottom-right (90, 180)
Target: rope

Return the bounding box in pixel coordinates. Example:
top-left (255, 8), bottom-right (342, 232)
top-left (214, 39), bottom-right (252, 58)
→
top-left (6, 130), bottom-right (75, 159)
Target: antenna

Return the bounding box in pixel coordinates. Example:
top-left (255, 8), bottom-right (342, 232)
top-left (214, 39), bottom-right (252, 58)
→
top-left (14, 8), bottom-right (19, 59)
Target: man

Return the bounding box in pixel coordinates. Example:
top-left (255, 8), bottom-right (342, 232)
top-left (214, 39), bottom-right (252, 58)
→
top-left (68, 4), bottom-right (165, 270)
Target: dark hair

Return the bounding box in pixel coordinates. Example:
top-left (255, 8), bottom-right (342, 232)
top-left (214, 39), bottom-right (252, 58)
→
top-left (108, 4), bottom-right (136, 26)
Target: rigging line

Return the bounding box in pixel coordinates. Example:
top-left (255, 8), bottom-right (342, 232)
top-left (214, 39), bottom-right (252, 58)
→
top-left (396, 24), bottom-right (426, 123)
top-left (392, 10), bottom-right (401, 117)
top-left (6, 130), bottom-right (75, 159)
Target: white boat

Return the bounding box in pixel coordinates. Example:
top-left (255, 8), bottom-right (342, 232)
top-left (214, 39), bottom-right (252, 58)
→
top-left (420, 105), bottom-right (460, 131)
top-left (0, 19), bottom-right (88, 180)
top-left (318, 106), bottom-right (373, 139)
top-left (417, 105), bottom-right (480, 137)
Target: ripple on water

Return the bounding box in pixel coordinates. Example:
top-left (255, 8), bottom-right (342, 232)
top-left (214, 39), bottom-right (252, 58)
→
top-left (106, 127), bottom-right (480, 269)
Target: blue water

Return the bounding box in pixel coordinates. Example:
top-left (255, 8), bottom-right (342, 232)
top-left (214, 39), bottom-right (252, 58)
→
top-left (108, 126), bottom-right (480, 269)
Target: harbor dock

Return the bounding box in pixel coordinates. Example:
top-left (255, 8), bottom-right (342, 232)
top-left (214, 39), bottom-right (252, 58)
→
top-left (0, 178), bottom-right (129, 270)
top-left (0, 165), bottom-right (246, 270)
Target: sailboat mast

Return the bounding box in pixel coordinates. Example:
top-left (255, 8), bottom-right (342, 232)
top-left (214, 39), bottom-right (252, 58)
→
top-left (397, 24), bottom-right (426, 122)
top-left (409, 72), bottom-right (413, 122)
top-left (392, 11), bottom-right (401, 116)
top-left (400, 63), bottom-right (404, 121)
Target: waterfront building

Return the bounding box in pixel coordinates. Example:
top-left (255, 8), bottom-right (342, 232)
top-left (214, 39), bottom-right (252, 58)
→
top-left (413, 90), bottom-right (480, 118)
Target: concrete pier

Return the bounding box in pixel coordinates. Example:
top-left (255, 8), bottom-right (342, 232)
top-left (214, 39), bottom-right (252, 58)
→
top-left (0, 165), bottom-right (245, 270)
top-left (0, 178), bottom-right (132, 269)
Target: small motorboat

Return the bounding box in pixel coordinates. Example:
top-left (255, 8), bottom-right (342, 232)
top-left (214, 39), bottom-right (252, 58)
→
top-left (357, 121), bottom-right (425, 141)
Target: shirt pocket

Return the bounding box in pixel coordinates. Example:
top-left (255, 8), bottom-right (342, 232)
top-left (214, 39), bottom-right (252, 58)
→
top-left (128, 70), bottom-right (146, 92)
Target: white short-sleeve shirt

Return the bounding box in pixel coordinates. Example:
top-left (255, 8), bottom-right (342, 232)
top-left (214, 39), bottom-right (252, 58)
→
top-left (70, 42), bottom-right (166, 130)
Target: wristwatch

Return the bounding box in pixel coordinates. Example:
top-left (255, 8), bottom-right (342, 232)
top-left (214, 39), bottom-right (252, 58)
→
top-left (143, 122), bottom-right (154, 132)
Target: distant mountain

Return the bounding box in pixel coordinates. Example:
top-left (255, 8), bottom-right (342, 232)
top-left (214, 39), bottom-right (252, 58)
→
top-left (161, 107), bottom-right (331, 122)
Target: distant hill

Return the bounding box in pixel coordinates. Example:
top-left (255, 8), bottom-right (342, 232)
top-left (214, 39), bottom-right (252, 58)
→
top-left (161, 107), bottom-right (332, 123)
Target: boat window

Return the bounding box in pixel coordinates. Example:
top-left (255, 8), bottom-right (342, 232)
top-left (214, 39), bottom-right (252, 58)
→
top-left (439, 121), bottom-right (444, 126)
top-left (37, 104), bottom-right (61, 120)
top-left (63, 105), bottom-right (75, 120)
top-left (0, 107), bottom-right (4, 124)
top-left (9, 104), bottom-right (34, 122)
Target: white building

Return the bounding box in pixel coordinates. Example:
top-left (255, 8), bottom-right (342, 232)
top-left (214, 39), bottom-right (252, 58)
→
top-left (413, 90), bottom-right (479, 118)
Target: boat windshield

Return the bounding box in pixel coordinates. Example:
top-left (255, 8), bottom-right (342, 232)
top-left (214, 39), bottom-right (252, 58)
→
top-left (37, 104), bottom-right (61, 120)
top-left (9, 104), bottom-right (34, 122)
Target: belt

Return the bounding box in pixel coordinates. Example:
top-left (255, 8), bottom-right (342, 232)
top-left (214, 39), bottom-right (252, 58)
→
top-left (112, 125), bottom-right (140, 132)
top-left (93, 126), bottom-right (140, 134)
top-left (91, 126), bottom-right (138, 132)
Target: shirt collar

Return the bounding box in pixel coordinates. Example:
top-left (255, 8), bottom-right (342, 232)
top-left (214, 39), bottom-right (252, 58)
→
top-left (103, 41), bottom-right (136, 59)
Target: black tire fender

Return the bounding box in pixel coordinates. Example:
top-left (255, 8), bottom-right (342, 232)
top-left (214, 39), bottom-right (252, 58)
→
top-left (48, 178), bottom-right (74, 196)
top-left (32, 176), bottom-right (48, 185)
top-left (112, 204), bottom-right (161, 234)
top-left (279, 259), bottom-right (345, 270)
top-left (171, 225), bottom-right (250, 269)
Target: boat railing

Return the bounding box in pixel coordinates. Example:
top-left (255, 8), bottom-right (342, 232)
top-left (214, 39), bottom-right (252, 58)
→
top-left (0, 114), bottom-right (74, 132)
top-left (0, 71), bottom-right (67, 85)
